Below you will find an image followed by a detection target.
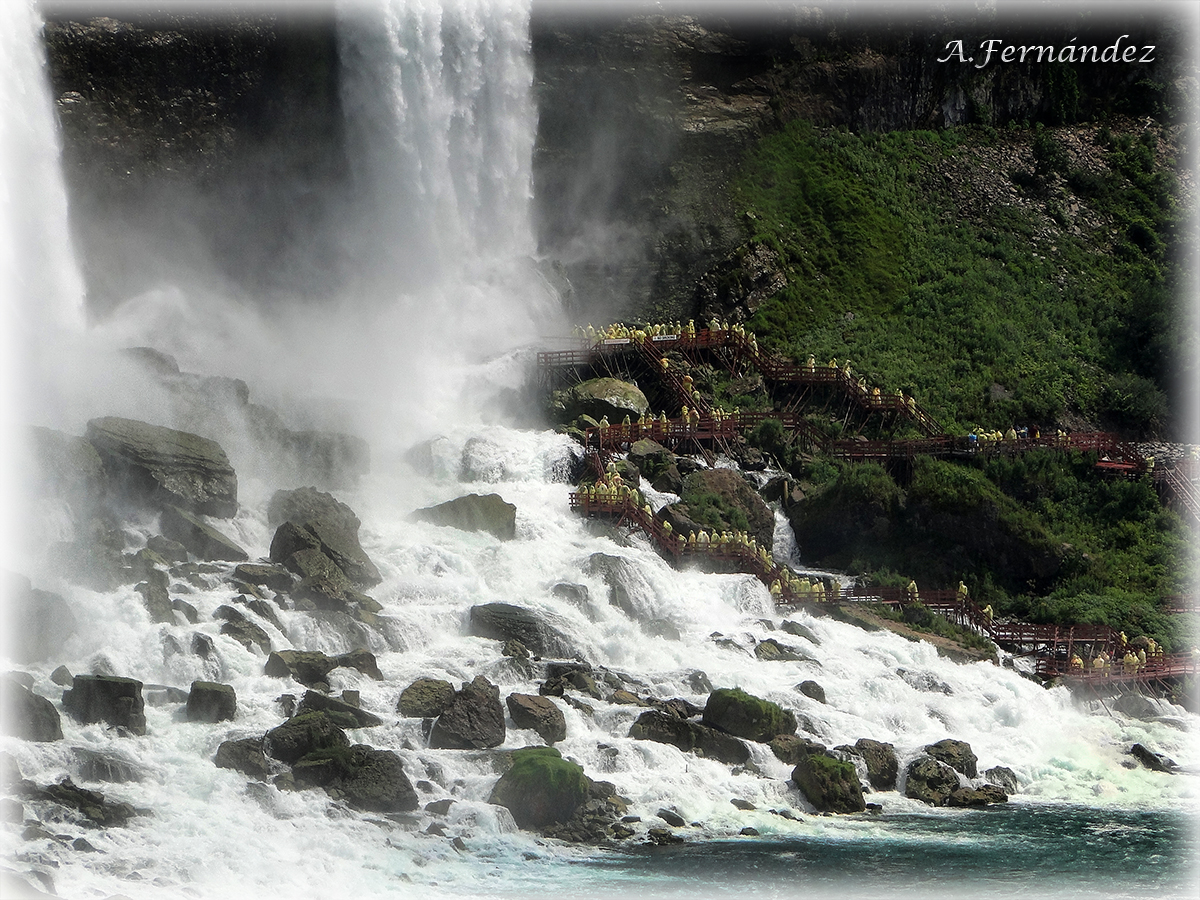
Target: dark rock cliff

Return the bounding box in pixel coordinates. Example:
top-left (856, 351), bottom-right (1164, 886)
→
top-left (39, 2), bottom-right (1188, 316)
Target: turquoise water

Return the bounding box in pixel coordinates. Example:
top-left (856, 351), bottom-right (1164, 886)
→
top-left (473, 805), bottom-right (1199, 900)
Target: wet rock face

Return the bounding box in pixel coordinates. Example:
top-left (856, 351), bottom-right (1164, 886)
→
top-left (791, 751), bottom-right (866, 814)
top-left (62, 674), bottom-right (147, 735)
top-left (411, 493), bottom-right (518, 542)
top-left (702, 687), bottom-right (796, 743)
top-left (5, 572), bottom-right (77, 664)
top-left (904, 756), bottom-right (962, 806)
top-left (186, 681), bottom-right (237, 723)
top-left (292, 744), bottom-right (419, 813)
top-left (268, 488), bottom-right (382, 587)
top-left (680, 467), bottom-right (775, 551)
top-left (507, 693), bottom-right (567, 745)
top-left (85, 416), bottom-right (239, 517)
top-left (429, 676), bottom-right (506, 750)
top-left (468, 603), bottom-right (577, 658)
top-left (2, 678), bottom-right (63, 742)
top-left (923, 738), bottom-right (978, 779)
top-left (628, 710), bottom-right (750, 765)
top-left (397, 678), bottom-right (456, 718)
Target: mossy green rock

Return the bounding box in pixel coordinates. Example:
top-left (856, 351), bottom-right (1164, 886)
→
top-left (791, 752), bottom-right (866, 813)
top-left (680, 468), bottom-right (775, 550)
top-left (488, 746), bottom-right (590, 829)
top-left (397, 678), bottom-right (455, 718)
top-left (702, 687), bottom-right (796, 743)
top-left (552, 377), bottom-right (650, 425)
top-left (263, 711), bottom-right (349, 765)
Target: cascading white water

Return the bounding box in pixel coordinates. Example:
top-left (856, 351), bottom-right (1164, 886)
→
top-left (2, 2), bottom-right (1197, 899)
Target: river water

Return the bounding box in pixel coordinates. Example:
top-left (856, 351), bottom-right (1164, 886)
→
top-left (1, 2), bottom-right (1197, 899)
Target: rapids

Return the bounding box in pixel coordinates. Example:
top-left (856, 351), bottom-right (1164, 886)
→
top-left (1, 1), bottom-right (1197, 898)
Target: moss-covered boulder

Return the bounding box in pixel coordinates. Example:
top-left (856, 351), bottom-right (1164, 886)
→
top-left (263, 711), bottom-right (350, 765)
top-left (397, 678), bottom-right (456, 718)
top-left (85, 416), bottom-right (239, 517)
top-left (291, 744), bottom-right (418, 812)
top-left (791, 752), bottom-right (866, 813)
top-left (411, 493), bottom-right (517, 541)
top-left (702, 687), bottom-right (796, 743)
top-left (488, 746), bottom-right (590, 829)
top-left (677, 468), bottom-right (775, 550)
top-left (627, 439), bottom-right (682, 492)
top-left (551, 377), bottom-right (650, 425)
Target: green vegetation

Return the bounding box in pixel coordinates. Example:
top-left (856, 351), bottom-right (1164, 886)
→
top-left (868, 602), bottom-right (998, 655)
top-left (733, 120), bottom-right (1187, 435)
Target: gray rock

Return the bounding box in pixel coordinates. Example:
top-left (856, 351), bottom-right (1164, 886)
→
top-left (2, 677), bottom-right (62, 742)
top-left (984, 765), bottom-right (1020, 793)
top-left (86, 416), bottom-right (238, 517)
top-left (923, 738), bottom-right (977, 778)
top-left (232, 562), bottom-right (294, 592)
top-left (754, 639), bottom-right (815, 662)
top-left (796, 680), bottom-right (827, 703)
top-left (1113, 692), bottom-right (1159, 720)
top-left (215, 606), bottom-right (272, 654)
top-left (135, 568), bottom-right (175, 624)
top-left (264, 711), bottom-right (350, 765)
top-left (552, 377), bottom-right (650, 425)
top-left (780, 620), bottom-right (821, 644)
top-left (4, 572), bottom-right (77, 663)
top-left (73, 746), bottom-right (145, 783)
top-left (769, 733), bottom-right (827, 766)
top-left (791, 751), bottom-right (866, 813)
top-left (160, 505), bottom-right (248, 562)
top-left (397, 678), bottom-right (456, 718)
top-left (629, 709), bottom-right (750, 764)
top-left (267, 488), bottom-right (381, 586)
top-left (147, 534), bottom-right (189, 562)
top-left (1130, 743), bottom-right (1178, 773)
top-left (215, 737), bottom-right (272, 780)
top-left (292, 743), bottom-right (418, 812)
top-left (904, 756), bottom-right (962, 806)
top-left (850, 738), bottom-right (898, 791)
top-left (429, 676), bottom-right (506, 750)
top-left (506, 693), bottom-right (567, 744)
top-left (186, 681), bottom-right (236, 723)
top-left (263, 649), bottom-right (382, 686)
top-left (947, 785), bottom-right (1009, 806)
top-left (412, 493), bottom-right (517, 541)
top-left (296, 689), bottom-right (382, 728)
top-left (62, 674), bottom-right (146, 735)
top-left (469, 602), bottom-right (576, 658)
top-left (28, 425), bottom-right (107, 513)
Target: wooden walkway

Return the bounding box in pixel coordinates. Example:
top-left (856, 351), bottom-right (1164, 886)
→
top-left (570, 481), bottom-right (1198, 687)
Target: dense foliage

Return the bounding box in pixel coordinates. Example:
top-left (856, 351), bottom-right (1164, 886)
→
top-left (734, 120), bottom-right (1188, 436)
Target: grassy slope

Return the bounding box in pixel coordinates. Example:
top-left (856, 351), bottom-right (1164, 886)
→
top-left (728, 120), bottom-right (1194, 649)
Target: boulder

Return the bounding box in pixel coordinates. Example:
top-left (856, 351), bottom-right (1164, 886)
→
top-left (680, 468), bottom-right (775, 550)
top-left (796, 680), bottom-right (827, 703)
top-left (429, 676), bottom-right (506, 750)
top-left (28, 425), bottom-right (107, 512)
top-left (280, 545), bottom-right (360, 610)
top-left (769, 734), bottom-right (826, 766)
top-left (215, 606), bottom-right (272, 654)
top-left (580, 553), bottom-right (645, 617)
top-left (850, 738), bottom-right (898, 791)
top-left (264, 711), bottom-right (350, 765)
top-left (73, 747), bottom-right (145, 783)
top-left (755, 639), bottom-right (816, 663)
top-left (411, 493), bottom-right (517, 541)
top-left (296, 690), bottom-right (382, 729)
top-left (26, 777), bottom-right (138, 826)
top-left (135, 568), bottom-right (175, 624)
top-left (947, 785), bottom-right (1009, 807)
top-left (291, 744), bottom-right (418, 812)
top-left (791, 751), bottom-right (866, 813)
top-left (1129, 743), bottom-right (1179, 773)
top-left (86, 416), bottom-right (238, 517)
top-left (506, 693), bottom-right (567, 744)
top-left (397, 678), bottom-right (456, 718)
top-left (263, 649), bottom-right (381, 687)
top-left (1113, 692), bottom-right (1159, 720)
top-left (702, 687), bottom-right (796, 743)
top-left (904, 756), bottom-right (962, 806)
top-left (160, 505), bottom-right (248, 561)
top-left (628, 710), bottom-right (750, 765)
top-left (984, 765), bottom-right (1020, 792)
top-left (488, 746), bottom-right (590, 829)
top-left (232, 562), bottom-right (294, 592)
top-left (1, 678), bottom-right (62, 742)
top-left (186, 681), bottom-right (236, 723)
top-left (62, 674), bottom-right (146, 735)
top-left (267, 488), bottom-right (381, 586)
top-left (147, 534), bottom-right (189, 562)
top-left (468, 603), bottom-right (576, 658)
top-left (923, 738), bottom-right (977, 778)
top-left (214, 737), bottom-right (271, 780)
top-left (4, 572), bottom-right (77, 663)
top-left (553, 377), bottom-right (650, 425)
top-left (780, 620), bottom-right (821, 644)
